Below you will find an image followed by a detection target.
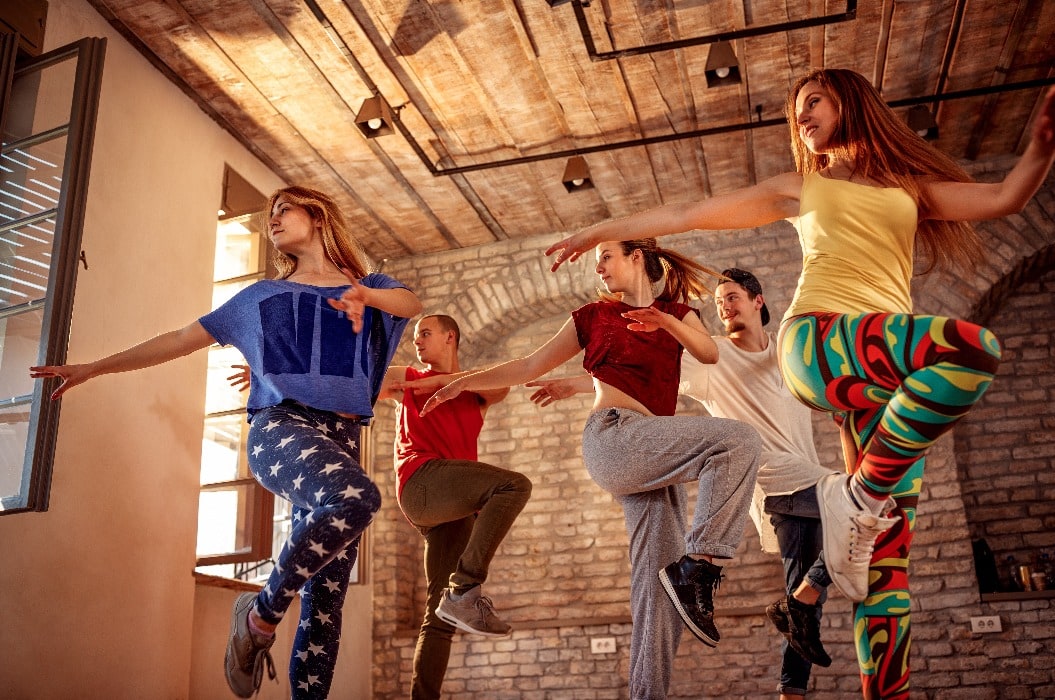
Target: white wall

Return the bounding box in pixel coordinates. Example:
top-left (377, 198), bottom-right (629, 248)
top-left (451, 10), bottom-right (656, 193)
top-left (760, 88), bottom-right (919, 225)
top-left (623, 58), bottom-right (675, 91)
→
top-left (0, 2), bottom-right (371, 698)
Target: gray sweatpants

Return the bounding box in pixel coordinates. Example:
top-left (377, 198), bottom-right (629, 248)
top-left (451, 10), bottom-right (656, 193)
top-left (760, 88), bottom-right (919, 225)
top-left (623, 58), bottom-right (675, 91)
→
top-left (582, 408), bottom-right (761, 699)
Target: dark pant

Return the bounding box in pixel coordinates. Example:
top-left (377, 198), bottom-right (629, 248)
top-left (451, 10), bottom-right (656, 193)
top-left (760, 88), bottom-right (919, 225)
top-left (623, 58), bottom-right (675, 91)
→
top-left (398, 458), bottom-right (532, 700)
top-left (766, 486), bottom-right (830, 696)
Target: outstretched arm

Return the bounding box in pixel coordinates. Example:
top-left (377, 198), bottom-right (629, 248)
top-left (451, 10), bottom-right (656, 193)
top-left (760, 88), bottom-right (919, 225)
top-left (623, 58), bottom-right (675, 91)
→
top-left (389, 369), bottom-right (512, 408)
top-left (924, 86), bottom-right (1055, 221)
top-left (421, 319), bottom-right (582, 415)
top-left (30, 321), bottom-right (217, 400)
top-left (546, 172), bottom-right (803, 270)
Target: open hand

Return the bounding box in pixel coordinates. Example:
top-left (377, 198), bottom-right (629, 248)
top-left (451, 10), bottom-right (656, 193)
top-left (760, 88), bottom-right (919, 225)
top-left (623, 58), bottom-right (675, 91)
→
top-left (546, 229), bottom-right (599, 272)
top-left (525, 377), bottom-right (584, 407)
top-left (327, 268), bottom-right (370, 333)
top-left (622, 307), bottom-right (671, 333)
top-left (227, 364), bottom-right (251, 392)
top-left (29, 363), bottom-right (92, 400)
top-left (420, 378), bottom-right (467, 416)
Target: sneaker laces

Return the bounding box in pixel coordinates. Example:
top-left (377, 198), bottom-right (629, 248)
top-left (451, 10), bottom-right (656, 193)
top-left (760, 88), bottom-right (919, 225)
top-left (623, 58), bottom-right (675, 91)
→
top-left (848, 515), bottom-right (886, 564)
top-left (475, 594), bottom-right (500, 621)
top-left (692, 572), bottom-right (722, 614)
top-left (251, 645), bottom-right (277, 691)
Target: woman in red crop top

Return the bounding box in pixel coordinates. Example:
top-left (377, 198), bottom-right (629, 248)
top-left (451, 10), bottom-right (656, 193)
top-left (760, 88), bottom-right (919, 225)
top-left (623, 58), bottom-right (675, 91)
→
top-left (544, 70), bottom-right (1055, 700)
top-left (422, 238), bottom-right (761, 699)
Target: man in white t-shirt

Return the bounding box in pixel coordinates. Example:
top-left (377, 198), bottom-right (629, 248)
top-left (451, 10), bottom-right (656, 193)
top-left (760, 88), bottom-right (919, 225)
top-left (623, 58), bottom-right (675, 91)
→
top-left (528, 269), bottom-right (837, 699)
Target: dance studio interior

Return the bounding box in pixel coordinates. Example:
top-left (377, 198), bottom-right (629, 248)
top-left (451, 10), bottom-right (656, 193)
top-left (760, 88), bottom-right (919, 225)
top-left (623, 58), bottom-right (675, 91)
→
top-left (0, 0), bottom-right (1051, 697)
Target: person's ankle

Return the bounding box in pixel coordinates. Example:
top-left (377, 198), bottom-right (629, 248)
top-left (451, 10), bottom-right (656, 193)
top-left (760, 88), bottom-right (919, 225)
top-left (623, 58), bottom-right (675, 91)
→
top-left (247, 609), bottom-right (275, 638)
top-left (849, 475), bottom-right (888, 515)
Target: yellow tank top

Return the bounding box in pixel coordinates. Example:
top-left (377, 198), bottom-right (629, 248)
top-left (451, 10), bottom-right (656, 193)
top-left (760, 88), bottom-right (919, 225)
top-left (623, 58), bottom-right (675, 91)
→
top-left (784, 172), bottom-right (918, 320)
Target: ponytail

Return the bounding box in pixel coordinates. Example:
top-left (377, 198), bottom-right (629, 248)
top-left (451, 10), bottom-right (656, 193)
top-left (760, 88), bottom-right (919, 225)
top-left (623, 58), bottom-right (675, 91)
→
top-left (622, 239), bottom-right (723, 304)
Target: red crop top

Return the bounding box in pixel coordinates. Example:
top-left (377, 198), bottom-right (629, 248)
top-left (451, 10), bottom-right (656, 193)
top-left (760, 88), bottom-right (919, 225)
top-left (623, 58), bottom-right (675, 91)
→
top-left (571, 299), bottom-right (694, 417)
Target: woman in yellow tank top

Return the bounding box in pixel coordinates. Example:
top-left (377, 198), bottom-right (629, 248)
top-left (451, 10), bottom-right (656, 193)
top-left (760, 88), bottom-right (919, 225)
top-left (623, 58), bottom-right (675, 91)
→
top-left (545, 69), bottom-right (1055, 700)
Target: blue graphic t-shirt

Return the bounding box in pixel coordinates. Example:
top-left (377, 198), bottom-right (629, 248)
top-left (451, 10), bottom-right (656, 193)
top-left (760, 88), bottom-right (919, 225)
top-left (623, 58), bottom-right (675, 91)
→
top-left (199, 273), bottom-right (411, 420)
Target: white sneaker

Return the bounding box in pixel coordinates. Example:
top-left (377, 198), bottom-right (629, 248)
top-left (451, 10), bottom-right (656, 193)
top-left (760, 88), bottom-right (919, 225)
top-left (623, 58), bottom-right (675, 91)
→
top-left (817, 473), bottom-right (899, 602)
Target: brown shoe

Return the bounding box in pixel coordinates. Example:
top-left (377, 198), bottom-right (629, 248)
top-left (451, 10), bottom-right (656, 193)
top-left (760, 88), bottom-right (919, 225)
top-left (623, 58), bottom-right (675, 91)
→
top-left (436, 586), bottom-right (512, 637)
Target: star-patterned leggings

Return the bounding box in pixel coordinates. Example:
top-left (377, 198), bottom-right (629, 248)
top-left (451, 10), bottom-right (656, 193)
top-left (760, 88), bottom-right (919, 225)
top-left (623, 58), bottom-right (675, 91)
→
top-left (247, 401), bottom-right (382, 699)
top-left (779, 312), bottom-right (1001, 700)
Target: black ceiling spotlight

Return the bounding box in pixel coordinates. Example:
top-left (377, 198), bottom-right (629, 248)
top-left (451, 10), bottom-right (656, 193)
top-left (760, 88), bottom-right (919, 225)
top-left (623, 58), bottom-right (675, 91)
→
top-left (562, 156), bottom-right (593, 192)
top-left (354, 95), bottom-right (395, 138)
top-left (704, 41), bottom-right (741, 88)
top-left (907, 105), bottom-right (939, 140)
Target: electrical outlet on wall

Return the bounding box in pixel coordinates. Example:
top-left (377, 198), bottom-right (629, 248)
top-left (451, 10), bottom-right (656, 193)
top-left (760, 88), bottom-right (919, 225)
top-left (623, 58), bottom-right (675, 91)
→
top-left (590, 637), bottom-right (616, 654)
top-left (970, 615), bottom-right (1002, 633)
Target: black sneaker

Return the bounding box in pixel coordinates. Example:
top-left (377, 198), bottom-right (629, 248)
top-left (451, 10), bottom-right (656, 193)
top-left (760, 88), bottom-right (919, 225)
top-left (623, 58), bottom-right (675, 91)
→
top-left (658, 555), bottom-right (723, 646)
top-left (765, 596), bottom-right (832, 667)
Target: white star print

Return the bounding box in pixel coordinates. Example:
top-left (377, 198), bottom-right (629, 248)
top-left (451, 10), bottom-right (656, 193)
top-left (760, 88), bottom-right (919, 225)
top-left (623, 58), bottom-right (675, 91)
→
top-left (298, 681), bottom-right (309, 691)
top-left (335, 550), bottom-right (349, 561)
top-left (299, 618), bottom-right (311, 630)
top-left (308, 674), bottom-right (320, 686)
top-left (269, 461), bottom-right (283, 476)
top-left (308, 643), bottom-right (326, 657)
top-left (296, 650), bottom-right (308, 662)
top-left (316, 421), bottom-right (332, 435)
top-left (340, 485), bottom-right (364, 500)
top-left (282, 587), bottom-right (298, 598)
top-left (295, 565), bottom-right (311, 579)
top-left (292, 473), bottom-right (305, 490)
top-left (263, 420), bottom-right (281, 432)
top-left (308, 540), bottom-right (329, 557)
top-left (320, 462), bottom-right (343, 476)
top-left (323, 578), bottom-right (341, 593)
top-left (313, 487), bottom-right (326, 503)
top-left (305, 512), bottom-right (316, 525)
top-left (277, 435), bottom-right (295, 449)
top-left (251, 444), bottom-right (264, 457)
top-left (315, 611), bottom-right (331, 625)
top-left (330, 518), bottom-right (350, 533)
top-left (298, 446), bottom-right (319, 461)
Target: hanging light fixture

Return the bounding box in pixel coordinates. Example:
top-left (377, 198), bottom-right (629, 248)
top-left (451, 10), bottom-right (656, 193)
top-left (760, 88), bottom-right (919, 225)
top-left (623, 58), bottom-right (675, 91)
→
top-left (354, 96), bottom-right (395, 138)
top-left (704, 41), bottom-right (741, 88)
top-left (561, 156), bottom-right (593, 192)
top-left (906, 105), bottom-right (939, 140)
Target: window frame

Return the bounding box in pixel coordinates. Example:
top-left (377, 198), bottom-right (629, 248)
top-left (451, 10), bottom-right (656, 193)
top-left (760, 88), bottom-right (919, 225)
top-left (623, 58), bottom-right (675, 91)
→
top-left (1, 35), bottom-right (106, 515)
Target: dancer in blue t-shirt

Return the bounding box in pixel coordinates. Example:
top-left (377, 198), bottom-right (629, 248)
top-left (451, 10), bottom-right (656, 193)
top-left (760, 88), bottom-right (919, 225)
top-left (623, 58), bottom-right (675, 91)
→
top-left (31, 185), bottom-right (421, 699)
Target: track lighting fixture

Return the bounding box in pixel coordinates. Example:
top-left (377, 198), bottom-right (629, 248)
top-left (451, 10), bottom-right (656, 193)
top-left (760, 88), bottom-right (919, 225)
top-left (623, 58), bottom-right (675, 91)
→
top-left (561, 156), bottom-right (593, 192)
top-left (906, 105), bottom-right (938, 140)
top-left (354, 96), bottom-right (395, 138)
top-left (704, 41), bottom-right (740, 88)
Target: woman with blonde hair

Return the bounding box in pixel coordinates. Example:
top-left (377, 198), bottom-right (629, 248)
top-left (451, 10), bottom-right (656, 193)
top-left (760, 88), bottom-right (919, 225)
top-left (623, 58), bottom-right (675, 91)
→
top-left (545, 69), bottom-right (1055, 699)
top-left (421, 237), bottom-right (761, 699)
top-left (31, 185), bottom-right (422, 699)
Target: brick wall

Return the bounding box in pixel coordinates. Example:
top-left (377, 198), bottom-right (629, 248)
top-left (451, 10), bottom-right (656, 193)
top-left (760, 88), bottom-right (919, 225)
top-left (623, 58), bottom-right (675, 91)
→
top-left (366, 161), bottom-right (1055, 699)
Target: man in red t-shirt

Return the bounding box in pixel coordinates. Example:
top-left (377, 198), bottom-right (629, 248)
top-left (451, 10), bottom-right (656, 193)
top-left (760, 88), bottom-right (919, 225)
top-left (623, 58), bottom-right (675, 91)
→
top-left (377, 314), bottom-right (532, 700)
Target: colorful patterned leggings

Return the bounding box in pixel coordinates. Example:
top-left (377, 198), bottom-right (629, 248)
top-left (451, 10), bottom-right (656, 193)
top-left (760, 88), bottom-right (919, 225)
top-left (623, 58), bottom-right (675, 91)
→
top-left (247, 402), bottom-right (382, 699)
top-left (778, 312), bottom-right (1001, 700)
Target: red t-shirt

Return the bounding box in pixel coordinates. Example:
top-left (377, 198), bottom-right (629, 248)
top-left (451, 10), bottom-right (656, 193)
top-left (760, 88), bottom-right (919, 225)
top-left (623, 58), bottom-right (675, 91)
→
top-left (571, 299), bottom-right (694, 417)
top-left (393, 367), bottom-right (484, 498)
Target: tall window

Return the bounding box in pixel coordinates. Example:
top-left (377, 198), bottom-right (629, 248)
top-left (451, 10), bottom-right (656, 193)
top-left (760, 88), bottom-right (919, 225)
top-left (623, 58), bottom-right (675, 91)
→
top-left (1, 35), bottom-right (105, 514)
top-left (194, 168), bottom-right (277, 579)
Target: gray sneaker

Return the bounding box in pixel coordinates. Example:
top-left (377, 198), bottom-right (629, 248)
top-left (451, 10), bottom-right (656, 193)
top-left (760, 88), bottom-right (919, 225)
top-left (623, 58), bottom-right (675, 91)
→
top-left (435, 586), bottom-right (512, 637)
top-left (224, 592), bottom-right (278, 698)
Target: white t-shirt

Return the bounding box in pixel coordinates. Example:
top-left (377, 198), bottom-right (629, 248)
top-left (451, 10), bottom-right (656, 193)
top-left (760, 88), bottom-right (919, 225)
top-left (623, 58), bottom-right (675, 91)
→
top-left (680, 333), bottom-right (837, 552)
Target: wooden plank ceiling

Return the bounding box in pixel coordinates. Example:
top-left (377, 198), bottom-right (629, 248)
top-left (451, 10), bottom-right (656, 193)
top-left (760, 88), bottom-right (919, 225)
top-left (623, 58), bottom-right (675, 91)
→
top-left (88, 0), bottom-right (1055, 262)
